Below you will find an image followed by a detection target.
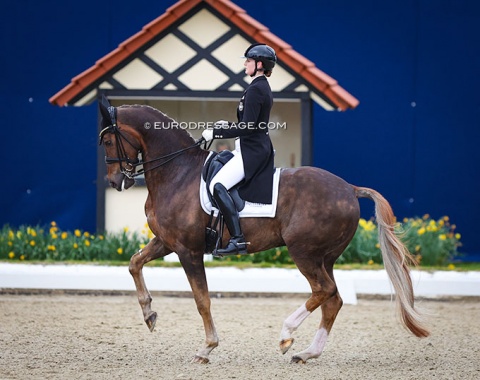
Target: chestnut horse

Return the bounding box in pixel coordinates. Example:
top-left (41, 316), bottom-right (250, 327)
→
top-left (98, 100), bottom-right (429, 364)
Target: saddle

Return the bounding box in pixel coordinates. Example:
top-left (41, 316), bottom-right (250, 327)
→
top-left (201, 150), bottom-right (245, 212)
top-left (202, 150), bottom-right (245, 254)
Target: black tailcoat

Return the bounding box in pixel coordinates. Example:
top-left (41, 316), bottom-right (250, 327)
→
top-left (213, 76), bottom-right (275, 204)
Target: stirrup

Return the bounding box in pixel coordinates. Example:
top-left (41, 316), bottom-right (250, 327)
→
top-left (213, 238), bottom-right (249, 258)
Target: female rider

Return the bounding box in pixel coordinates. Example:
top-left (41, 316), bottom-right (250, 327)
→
top-left (202, 43), bottom-right (277, 256)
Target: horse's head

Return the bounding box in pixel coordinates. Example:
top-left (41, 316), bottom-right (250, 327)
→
top-left (98, 96), bottom-right (140, 191)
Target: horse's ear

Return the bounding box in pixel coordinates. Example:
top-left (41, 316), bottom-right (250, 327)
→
top-left (99, 94), bottom-right (112, 123)
top-left (99, 94), bottom-right (118, 130)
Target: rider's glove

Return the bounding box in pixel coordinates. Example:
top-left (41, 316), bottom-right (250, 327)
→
top-left (202, 129), bottom-right (214, 142)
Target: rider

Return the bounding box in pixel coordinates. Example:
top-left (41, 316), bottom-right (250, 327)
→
top-left (202, 43), bottom-right (277, 256)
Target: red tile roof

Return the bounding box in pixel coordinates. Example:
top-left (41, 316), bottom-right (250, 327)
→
top-left (49, 0), bottom-right (359, 110)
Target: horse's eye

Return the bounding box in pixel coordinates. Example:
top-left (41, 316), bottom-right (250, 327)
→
top-left (104, 140), bottom-right (113, 147)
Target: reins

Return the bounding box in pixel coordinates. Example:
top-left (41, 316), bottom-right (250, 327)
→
top-left (133, 138), bottom-right (206, 178)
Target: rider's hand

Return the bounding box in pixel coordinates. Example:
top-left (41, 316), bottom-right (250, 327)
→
top-left (202, 129), bottom-right (214, 142)
top-left (214, 120), bottom-right (230, 128)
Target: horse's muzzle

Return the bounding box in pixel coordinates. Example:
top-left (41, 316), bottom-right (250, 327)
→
top-left (109, 173), bottom-right (135, 191)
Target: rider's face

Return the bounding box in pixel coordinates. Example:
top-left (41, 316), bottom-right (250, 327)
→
top-left (244, 58), bottom-right (261, 76)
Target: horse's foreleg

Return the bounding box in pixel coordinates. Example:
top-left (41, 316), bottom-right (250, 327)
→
top-left (178, 252), bottom-right (218, 364)
top-left (129, 237), bottom-right (170, 331)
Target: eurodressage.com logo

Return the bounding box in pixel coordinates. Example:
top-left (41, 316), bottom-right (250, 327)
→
top-left (143, 121), bottom-right (288, 130)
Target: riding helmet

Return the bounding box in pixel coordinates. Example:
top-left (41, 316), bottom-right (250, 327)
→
top-left (243, 43), bottom-right (277, 71)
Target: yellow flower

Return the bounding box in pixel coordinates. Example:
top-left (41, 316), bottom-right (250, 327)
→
top-left (417, 227), bottom-right (426, 236)
top-left (61, 232), bottom-right (68, 239)
top-left (422, 214), bottom-right (430, 220)
top-left (455, 233), bottom-right (461, 240)
top-left (403, 217), bottom-right (409, 223)
top-left (49, 226), bottom-right (58, 234)
top-left (443, 216), bottom-right (449, 222)
top-left (448, 264), bottom-right (455, 270)
top-left (439, 234), bottom-right (447, 241)
top-left (139, 243), bottom-right (146, 249)
top-left (8, 241), bottom-right (12, 246)
top-left (28, 227), bottom-right (37, 237)
top-left (74, 229), bottom-right (81, 237)
top-left (415, 254), bottom-right (422, 263)
top-left (375, 243), bottom-right (380, 249)
top-left (368, 259), bottom-right (374, 265)
top-left (51, 233), bottom-right (58, 239)
top-left (98, 235), bottom-right (104, 240)
top-left (117, 248), bottom-right (123, 255)
top-left (84, 240), bottom-right (90, 247)
top-left (415, 245), bottom-right (421, 252)
top-left (47, 245), bottom-right (56, 251)
top-left (8, 230), bottom-right (14, 240)
top-left (29, 240), bottom-right (36, 246)
top-left (83, 231), bottom-right (90, 238)
top-left (8, 252), bottom-right (15, 259)
top-left (73, 243), bottom-right (78, 249)
top-left (123, 227), bottom-right (129, 233)
top-left (411, 220), bottom-right (420, 227)
top-left (20, 255), bottom-right (25, 261)
top-left (50, 221), bottom-right (57, 227)
top-left (16, 231), bottom-right (22, 238)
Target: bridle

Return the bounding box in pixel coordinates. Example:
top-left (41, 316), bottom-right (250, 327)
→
top-left (99, 105), bottom-right (208, 179)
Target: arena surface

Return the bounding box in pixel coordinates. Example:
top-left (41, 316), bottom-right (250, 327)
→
top-left (0, 293), bottom-right (478, 379)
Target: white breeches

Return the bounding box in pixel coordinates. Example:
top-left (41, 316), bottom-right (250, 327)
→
top-left (209, 139), bottom-right (245, 194)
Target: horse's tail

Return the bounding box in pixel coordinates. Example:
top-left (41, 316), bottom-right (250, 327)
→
top-left (354, 186), bottom-right (430, 338)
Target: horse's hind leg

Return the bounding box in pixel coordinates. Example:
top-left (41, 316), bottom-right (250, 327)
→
top-left (280, 253), bottom-right (343, 363)
top-left (129, 237), bottom-right (171, 331)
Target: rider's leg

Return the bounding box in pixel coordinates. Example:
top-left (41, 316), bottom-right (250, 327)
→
top-left (209, 151), bottom-right (247, 256)
top-left (212, 183), bottom-right (247, 255)
top-left (208, 149), bottom-right (245, 195)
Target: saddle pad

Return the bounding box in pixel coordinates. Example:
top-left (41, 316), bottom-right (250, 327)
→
top-left (199, 153), bottom-right (281, 218)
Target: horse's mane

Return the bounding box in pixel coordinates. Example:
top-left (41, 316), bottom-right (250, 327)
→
top-left (117, 104), bottom-right (173, 122)
top-left (117, 104), bottom-right (196, 143)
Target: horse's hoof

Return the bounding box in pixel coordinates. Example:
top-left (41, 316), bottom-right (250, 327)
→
top-left (290, 355), bottom-right (306, 364)
top-left (145, 312), bottom-right (157, 332)
top-left (280, 338), bottom-right (294, 354)
top-left (191, 355), bottom-right (209, 364)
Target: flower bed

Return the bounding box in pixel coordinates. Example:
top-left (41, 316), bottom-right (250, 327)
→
top-left (0, 215), bottom-right (461, 266)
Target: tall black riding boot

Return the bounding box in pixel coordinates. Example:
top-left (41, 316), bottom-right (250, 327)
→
top-left (212, 183), bottom-right (248, 256)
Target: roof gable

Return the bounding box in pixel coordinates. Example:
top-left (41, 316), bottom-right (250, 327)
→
top-left (49, 0), bottom-right (359, 110)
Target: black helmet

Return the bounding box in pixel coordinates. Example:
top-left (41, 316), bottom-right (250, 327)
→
top-left (243, 43), bottom-right (277, 71)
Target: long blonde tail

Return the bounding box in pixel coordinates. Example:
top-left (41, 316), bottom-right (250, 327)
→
top-left (355, 186), bottom-right (430, 338)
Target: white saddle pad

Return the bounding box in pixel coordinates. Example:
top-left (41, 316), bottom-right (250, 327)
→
top-left (199, 155), bottom-right (281, 218)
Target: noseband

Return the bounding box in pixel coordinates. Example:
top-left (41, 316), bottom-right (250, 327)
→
top-left (99, 105), bottom-right (205, 179)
